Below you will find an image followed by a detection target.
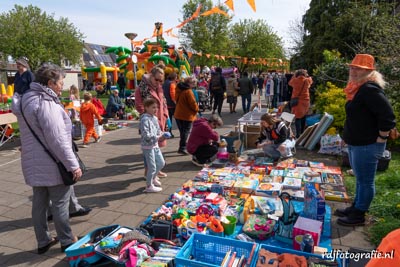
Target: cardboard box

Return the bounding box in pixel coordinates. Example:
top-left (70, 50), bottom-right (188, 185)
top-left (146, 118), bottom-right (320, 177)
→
top-left (293, 216), bottom-right (323, 251)
top-left (255, 182), bottom-right (282, 197)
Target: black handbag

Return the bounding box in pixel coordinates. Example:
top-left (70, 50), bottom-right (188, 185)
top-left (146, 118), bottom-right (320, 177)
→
top-left (20, 96), bottom-right (86, 186)
top-left (290, 81), bottom-right (306, 107)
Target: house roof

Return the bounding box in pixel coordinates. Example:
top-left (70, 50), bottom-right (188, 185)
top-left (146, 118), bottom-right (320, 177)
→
top-left (82, 42), bottom-right (117, 67)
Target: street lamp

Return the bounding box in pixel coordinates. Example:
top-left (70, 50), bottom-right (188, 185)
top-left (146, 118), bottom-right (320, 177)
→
top-left (124, 32), bottom-right (138, 89)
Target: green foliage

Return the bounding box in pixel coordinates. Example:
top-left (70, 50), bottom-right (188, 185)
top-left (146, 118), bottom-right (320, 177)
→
top-left (344, 152), bottom-right (400, 246)
top-left (179, 0), bottom-right (231, 68)
top-left (0, 5), bottom-right (84, 69)
top-left (314, 82), bottom-right (346, 130)
top-left (313, 50), bottom-right (349, 89)
top-left (229, 19), bottom-right (285, 73)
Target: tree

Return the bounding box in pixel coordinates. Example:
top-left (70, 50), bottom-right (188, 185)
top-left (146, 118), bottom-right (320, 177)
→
top-left (179, 0), bottom-right (231, 68)
top-left (229, 19), bottom-right (285, 73)
top-left (0, 5), bottom-right (84, 69)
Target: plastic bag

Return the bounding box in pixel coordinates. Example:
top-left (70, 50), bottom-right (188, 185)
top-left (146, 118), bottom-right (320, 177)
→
top-left (318, 134), bottom-right (343, 155)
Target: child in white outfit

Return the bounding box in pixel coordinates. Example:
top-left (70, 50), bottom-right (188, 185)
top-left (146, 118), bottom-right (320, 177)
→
top-left (140, 98), bottom-right (166, 193)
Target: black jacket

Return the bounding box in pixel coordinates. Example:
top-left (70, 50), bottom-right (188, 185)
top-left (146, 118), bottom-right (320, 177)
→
top-left (256, 121), bottom-right (288, 145)
top-left (343, 81), bottom-right (396, 146)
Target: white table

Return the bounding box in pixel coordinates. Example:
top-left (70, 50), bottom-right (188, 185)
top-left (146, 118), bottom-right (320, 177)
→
top-left (0, 113), bottom-right (17, 147)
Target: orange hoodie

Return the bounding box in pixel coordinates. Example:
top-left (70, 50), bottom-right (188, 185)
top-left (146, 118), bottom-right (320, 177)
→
top-left (80, 102), bottom-right (102, 126)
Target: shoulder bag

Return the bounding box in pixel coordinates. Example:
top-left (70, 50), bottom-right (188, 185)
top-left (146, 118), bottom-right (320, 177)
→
top-left (19, 96), bottom-right (86, 185)
top-left (290, 81), bottom-right (306, 107)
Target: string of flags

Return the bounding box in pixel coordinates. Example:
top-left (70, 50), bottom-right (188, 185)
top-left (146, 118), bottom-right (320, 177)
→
top-left (130, 0), bottom-right (288, 67)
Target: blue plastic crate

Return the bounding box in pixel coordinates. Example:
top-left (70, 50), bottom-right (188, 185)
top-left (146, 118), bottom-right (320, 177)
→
top-left (176, 233), bottom-right (258, 267)
top-left (253, 244), bottom-right (344, 267)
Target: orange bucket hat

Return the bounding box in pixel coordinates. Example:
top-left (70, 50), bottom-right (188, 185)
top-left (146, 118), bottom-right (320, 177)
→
top-left (348, 54), bottom-right (375, 70)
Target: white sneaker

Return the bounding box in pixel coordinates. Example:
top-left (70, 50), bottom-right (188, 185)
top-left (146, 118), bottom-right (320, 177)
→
top-left (153, 177), bottom-right (162, 186)
top-left (82, 144), bottom-right (89, 148)
top-left (95, 137), bottom-right (102, 143)
top-left (143, 185), bottom-right (162, 193)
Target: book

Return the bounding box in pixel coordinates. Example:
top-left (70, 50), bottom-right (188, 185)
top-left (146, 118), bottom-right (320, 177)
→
top-left (309, 161), bottom-right (325, 168)
top-left (303, 171), bottom-right (322, 183)
top-left (320, 183), bottom-right (346, 192)
top-left (237, 255), bottom-right (245, 267)
top-left (227, 251), bottom-right (237, 267)
top-left (321, 173), bottom-right (344, 185)
top-left (231, 258), bottom-right (240, 267)
top-left (282, 177), bottom-right (302, 189)
top-left (221, 250), bottom-right (231, 267)
top-left (323, 190), bottom-right (349, 202)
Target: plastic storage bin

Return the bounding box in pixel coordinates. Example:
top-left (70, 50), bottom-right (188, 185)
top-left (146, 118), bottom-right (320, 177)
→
top-left (65, 224), bottom-right (120, 267)
top-left (254, 244), bottom-right (343, 267)
top-left (175, 233), bottom-right (258, 267)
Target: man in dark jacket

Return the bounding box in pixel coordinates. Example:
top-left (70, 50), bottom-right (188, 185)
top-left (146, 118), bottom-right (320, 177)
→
top-left (238, 72), bottom-right (253, 113)
top-left (117, 73), bottom-right (126, 98)
top-left (208, 67), bottom-right (226, 117)
top-left (14, 57), bottom-right (34, 95)
top-left (187, 114), bottom-right (223, 166)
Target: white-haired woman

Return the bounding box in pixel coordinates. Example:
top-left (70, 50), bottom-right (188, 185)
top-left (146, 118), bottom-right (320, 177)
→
top-left (335, 54), bottom-right (396, 226)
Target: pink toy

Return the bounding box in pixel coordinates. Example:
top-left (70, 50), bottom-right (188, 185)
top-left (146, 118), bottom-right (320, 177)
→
top-left (217, 139), bottom-right (229, 160)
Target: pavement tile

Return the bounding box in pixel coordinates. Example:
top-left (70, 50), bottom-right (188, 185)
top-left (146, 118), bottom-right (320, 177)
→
top-left (338, 228), bottom-right (374, 250)
top-left (118, 201), bottom-right (147, 215)
top-left (1, 246), bottom-right (47, 267)
top-left (0, 204), bottom-right (11, 215)
top-left (136, 204), bottom-right (161, 217)
top-left (88, 210), bottom-right (123, 226)
top-left (113, 214), bottom-right (147, 227)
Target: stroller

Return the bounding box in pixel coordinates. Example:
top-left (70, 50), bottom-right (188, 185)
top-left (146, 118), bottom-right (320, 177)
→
top-left (197, 87), bottom-right (211, 112)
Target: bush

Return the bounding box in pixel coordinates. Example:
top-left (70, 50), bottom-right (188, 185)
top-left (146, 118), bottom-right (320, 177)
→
top-left (314, 82), bottom-right (346, 131)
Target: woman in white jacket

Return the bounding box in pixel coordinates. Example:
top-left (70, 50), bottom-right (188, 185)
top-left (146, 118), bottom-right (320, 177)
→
top-left (12, 63), bottom-right (81, 254)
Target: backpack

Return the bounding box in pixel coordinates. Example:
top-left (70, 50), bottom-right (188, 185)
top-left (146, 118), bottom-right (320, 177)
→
top-left (210, 73), bottom-right (222, 91)
top-left (274, 192), bottom-right (299, 244)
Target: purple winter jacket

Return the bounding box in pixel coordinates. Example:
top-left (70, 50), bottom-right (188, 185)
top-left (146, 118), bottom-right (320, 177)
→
top-left (12, 82), bottom-right (79, 187)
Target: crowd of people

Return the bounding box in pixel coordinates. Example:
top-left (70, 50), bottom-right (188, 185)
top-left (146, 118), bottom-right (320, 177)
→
top-left (10, 53), bottom-right (397, 255)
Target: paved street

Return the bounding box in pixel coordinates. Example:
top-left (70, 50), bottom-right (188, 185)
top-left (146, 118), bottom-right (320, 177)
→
top-left (0, 100), bottom-right (374, 266)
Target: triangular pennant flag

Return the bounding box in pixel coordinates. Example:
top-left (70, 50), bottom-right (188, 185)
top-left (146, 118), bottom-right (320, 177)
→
top-left (178, 50), bottom-right (183, 57)
top-left (224, 0), bottom-right (234, 11)
top-left (220, 55), bottom-right (225, 61)
top-left (247, 0), bottom-right (256, 12)
top-left (243, 57), bottom-right (248, 64)
top-left (157, 46), bottom-right (163, 53)
top-left (187, 52), bottom-right (193, 59)
top-left (215, 55), bottom-right (220, 59)
top-left (191, 4), bottom-right (203, 19)
top-left (197, 52), bottom-right (202, 57)
top-left (168, 48), bottom-right (174, 56)
top-left (205, 54), bottom-right (211, 58)
top-left (147, 45), bottom-right (153, 52)
top-left (176, 18), bottom-right (191, 28)
top-left (201, 6), bottom-right (229, 17)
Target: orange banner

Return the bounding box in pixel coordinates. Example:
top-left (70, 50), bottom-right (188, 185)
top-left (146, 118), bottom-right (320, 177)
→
top-left (247, 0), bottom-right (256, 12)
top-left (201, 7), bottom-right (229, 17)
top-left (224, 0), bottom-right (234, 11)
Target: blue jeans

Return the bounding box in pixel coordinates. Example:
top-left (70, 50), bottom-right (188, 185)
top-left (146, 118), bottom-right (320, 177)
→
top-left (263, 143), bottom-right (281, 160)
top-left (348, 142), bottom-right (386, 211)
top-left (241, 94), bottom-right (252, 113)
top-left (143, 147), bottom-right (165, 187)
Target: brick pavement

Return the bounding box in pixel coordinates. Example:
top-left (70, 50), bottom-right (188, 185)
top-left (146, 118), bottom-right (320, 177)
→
top-left (0, 100), bottom-right (374, 266)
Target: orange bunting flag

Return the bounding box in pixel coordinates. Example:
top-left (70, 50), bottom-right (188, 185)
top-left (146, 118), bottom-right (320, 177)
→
top-left (187, 52), bottom-right (193, 59)
top-left (205, 54), bottom-right (211, 58)
top-left (192, 4), bottom-right (203, 19)
top-left (168, 48), bottom-right (174, 56)
top-left (176, 18), bottom-right (190, 28)
top-left (197, 52), bottom-right (202, 57)
top-left (147, 45), bottom-right (153, 52)
top-left (243, 57), bottom-right (248, 64)
top-left (157, 46), bottom-right (163, 54)
top-left (247, 0), bottom-right (256, 12)
top-left (215, 55), bottom-right (220, 59)
top-left (224, 0), bottom-right (234, 11)
top-left (178, 50), bottom-right (183, 57)
top-left (220, 55), bottom-right (225, 61)
top-left (201, 6), bottom-right (229, 17)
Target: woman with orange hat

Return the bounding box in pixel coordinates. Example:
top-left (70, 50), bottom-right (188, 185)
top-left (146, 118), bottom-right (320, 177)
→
top-left (335, 54), bottom-right (396, 226)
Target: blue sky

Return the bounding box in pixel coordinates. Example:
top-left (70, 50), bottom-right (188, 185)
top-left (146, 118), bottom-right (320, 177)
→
top-left (1, 0), bottom-right (310, 51)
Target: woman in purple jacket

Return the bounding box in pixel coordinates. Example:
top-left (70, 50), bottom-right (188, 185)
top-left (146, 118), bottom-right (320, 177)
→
top-left (12, 63), bottom-right (81, 254)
